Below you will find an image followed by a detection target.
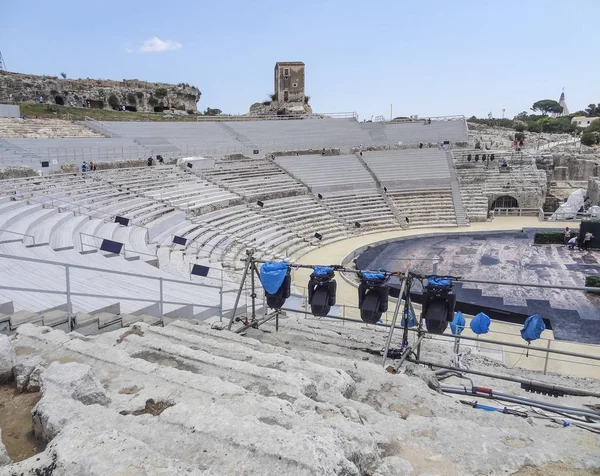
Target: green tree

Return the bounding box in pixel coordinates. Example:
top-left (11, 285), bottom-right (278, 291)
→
top-left (108, 94), bottom-right (119, 108)
top-left (585, 104), bottom-right (600, 117)
top-left (155, 88), bottom-right (168, 98)
top-left (514, 111), bottom-right (529, 120)
top-left (531, 99), bottom-right (563, 116)
top-left (515, 132), bottom-right (526, 141)
top-left (203, 107), bottom-right (222, 116)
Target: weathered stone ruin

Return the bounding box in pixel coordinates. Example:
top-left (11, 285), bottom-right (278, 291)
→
top-left (0, 71), bottom-right (201, 113)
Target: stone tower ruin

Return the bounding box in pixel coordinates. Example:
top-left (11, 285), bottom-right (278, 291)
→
top-left (274, 62), bottom-right (305, 103)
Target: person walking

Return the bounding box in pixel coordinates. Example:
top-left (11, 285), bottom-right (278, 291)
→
top-left (563, 227), bottom-right (571, 244)
top-left (582, 231), bottom-right (594, 250)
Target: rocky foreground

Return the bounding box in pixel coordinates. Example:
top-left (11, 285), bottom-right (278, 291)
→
top-left (0, 315), bottom-right (598, 475)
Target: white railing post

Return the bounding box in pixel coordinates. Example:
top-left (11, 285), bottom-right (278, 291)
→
top-left (65, 264), bottom-right (73, 330)
top-left (543, 339), bottom-right (551, 375)
top-left (159, 277), bottom-right (164, 317)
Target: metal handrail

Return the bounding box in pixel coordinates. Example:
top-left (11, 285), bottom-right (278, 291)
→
top-left (0, 229), bottom-right (36, 246)
top-left (79, 232), bottom-right (158, 259)
top-left (0, 252), bottom-right (221, 289)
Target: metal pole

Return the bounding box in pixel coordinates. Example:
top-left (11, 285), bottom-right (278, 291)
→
top-left (543, 339), bottom-right (551, 375)
top-left (65, 265), bottom-right (73, 331)
top-left (250, 262), bottom-right (256, 321)
top-left (227, 251), bottom-right (252, 330)
top-left (159, 277), bottom-right (164, 317)
top-left (408, 358), bottom-right (600, 398)
top-left (381, 277), bottom-right (407, 368)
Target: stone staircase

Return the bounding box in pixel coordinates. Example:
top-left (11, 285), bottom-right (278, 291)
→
top-left (445, 151), bottom-right (469, 226)
top-left (133, 136), bottom-right (180, 157)
top-left (356, 153), bottom-right (408, 228)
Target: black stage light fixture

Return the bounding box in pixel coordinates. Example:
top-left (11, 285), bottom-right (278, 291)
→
top-left (191, 264), bottom-right (210, 277)
top-left (307, 267), bottom-right (337, 316)
top-left (355, 222), bottom-right (361, 228)
top-left (257, 200), bottom-right (264, 208)
top-left (265, 267), bottom-right (291, 310)
top-left (482, 154), bottom-right (487, 161)
top-left (172, 235), bottom-right (187, 246)
top-left (443, 140), bottom-right (450, 145)
top-left (114, 215), bottom-right (130, 226)
top-left (253, 149), bottom-right (260, 154)
top-left (314, 232), bottom-right (323, 240)
top-left (384, 186), bottom-right (388, 193)
top-left (490, 154), bottom-right (495, 161)
top-left (187, 162), bottom-right (193, 169)
top-left (467, 154), bottom-right (471, 162)
top-left (422, 276), bottom-right (457, 334)
top-left (100, 239), bottom-right (123, 255)
top-left (358, 272), bottom-right (389, 324)
top-left (317, 193), bottom-right (323, 199)
top-left (41, 161), bottom-right (50, 168)
top-left (474, 154), bottom-right (479, 162)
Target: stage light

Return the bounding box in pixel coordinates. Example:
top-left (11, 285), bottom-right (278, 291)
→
top-left (307, 266), bottom-right (337, 316)
top-left (355, 222), bottom-right (361, 228)
top-left (257, 200), bottom-right (264, 207)
top-left (482, 154), bottom-right (487, 161)
top-left (490, 154), bottom-right (495, 161)
top-left (261, 263), bottom-right (291, 310)
top-left (318, 193), bottom-right (323, 199)
top-left (422, 276), bottom-right (457, 334)
top-left (358, 271), bottom-right (389, 324)
top-left (467, 154), bottom-right (471, 162)
top-left (314, 232), bottom-right (323, 240)
top-left (475, 154), bottom-right (479, 162)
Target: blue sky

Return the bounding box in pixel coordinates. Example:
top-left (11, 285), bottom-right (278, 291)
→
top-left (2, 0), bottom-right (598, 120)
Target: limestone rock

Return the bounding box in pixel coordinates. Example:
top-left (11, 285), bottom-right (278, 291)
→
top-left (402, 362), bottom-right (440, 392)
top-left (14, 355), bottom-right (46, 392)
top-left (0, 428), bottom-right (11, 466)
top-left (248, 101), bottom-right (314, 117)
top-left (40, 362), bottom-right (110, 406)
top-left (0, 334), bottom-right (16, 383)
top-left (0, 70), bottom-right (200, 113)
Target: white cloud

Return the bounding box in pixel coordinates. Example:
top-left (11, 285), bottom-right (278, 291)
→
top-left (124, 47), bottom-right (134, 54)
top-left (138, 36), bottom-right (182, 53)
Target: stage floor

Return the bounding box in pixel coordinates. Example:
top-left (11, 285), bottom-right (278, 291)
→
top-left (356, 229), bottom-right (600, 344)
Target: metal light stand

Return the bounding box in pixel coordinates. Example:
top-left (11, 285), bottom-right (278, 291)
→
top-left (381, 275), bottom-right (407, 368)
top-left (227, 249), bottom-right (257, 331)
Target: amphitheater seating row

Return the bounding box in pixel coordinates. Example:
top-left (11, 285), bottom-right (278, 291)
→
top-left (275, 155), bottom-right (376, 192)
top-left (200, 158), bottom-right (307, 199)
top-left (0, 118), bottom-right (103, 139)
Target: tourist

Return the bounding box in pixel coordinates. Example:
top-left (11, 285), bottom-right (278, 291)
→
top-left (419, 142), bottom-right (423, 149)
top-left (38, 96), bottom-right (43, 103)
top-left (157, 155), bottom-right (164, 164)
top-left (81, 161), bottom-right (89, 174)
top-left (564, 227), bottom-right (571, 244)
top-left (582, 231), bottom-right (594, 250)
top-left (147, 156), bottom-right (153, 167)
top-left (567, 236), bottom-right (578, 250)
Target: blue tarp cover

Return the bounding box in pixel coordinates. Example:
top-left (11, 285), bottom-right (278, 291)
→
top-left (470, 312), bottom-right (491, 335)
top-left (313, 266), bottom-right (333, 276)
top-left (450, 311), bottom-right (466, 335)
top-left (363, 272), bottom-right (385, 280)
top-left (401, 308), bottom-right (415, 327)
top-left (260, 261), bottom-right (289, 294)
top-left (521, 314), bottom-right (545, 343)
top-left (427, 277), bottom-right (452, 287)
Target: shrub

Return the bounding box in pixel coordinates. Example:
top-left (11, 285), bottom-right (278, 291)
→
top-left (148, 96), bottom-right (159, 106)
top-left (136, 91), bottom-right (144, 99)
top-left (45, 104), bottom-right (59, 113)
top-left (127, 93), bottom-right (137, 104)
top-left (187, 109), bottom-right (196, 115)
top-left (581, 131), bottom-right (599, 146)
top-left (155, 87), bottom-right (167, 98)
top-left (108, 94), bottom-right (119, 108)
top-left (269, 92), bottom-right (278, 101)
top-left (527, 122), bottom-right (542, 133)
top-left (304, 95), bottom-right (310, 104)
top-left (262, 100), bottom-right (271, 106)
top-left (514, 121), bottom-right (526, 132)
top-left (514, 132), bottom-right (526, 141)
top-left (533, 231), bottom-right (578, 244)
top-left (585, 276), bottom-right (600, 288)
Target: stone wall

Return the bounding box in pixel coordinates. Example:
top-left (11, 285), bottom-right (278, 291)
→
top-left (589, 178), bottom-right (600, 206)
top-left (0, 71), bottom-right (200, 113)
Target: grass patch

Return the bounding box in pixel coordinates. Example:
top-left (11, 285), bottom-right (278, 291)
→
top-left (18, 103), bottom-right (201, 122)
top-left (585, 276), bottom-right (600, 288)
